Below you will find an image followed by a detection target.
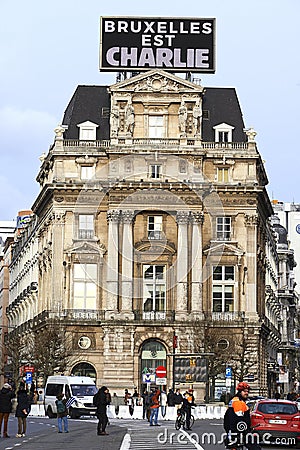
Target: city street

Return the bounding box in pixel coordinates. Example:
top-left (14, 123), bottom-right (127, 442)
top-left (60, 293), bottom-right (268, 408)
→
top-left (0, 416), bottom-right (297, 450)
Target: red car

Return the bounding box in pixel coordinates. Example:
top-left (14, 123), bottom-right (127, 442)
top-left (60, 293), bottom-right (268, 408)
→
top-left (251, 399), bottom-right (300, 447)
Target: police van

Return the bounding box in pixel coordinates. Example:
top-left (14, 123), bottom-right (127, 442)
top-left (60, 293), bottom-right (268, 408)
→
top-left (44, 375), bottom-right (97, 418)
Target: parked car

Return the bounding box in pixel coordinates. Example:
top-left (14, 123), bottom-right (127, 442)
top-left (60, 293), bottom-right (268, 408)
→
top-left (251, 399), bottom-right (300, 447)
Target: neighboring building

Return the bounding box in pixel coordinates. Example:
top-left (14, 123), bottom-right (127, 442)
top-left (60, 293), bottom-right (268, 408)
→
top-left (0, 221), bottom-right (16, 251)
top-left (0, 220), bottom-right (15, 384)
top-left (273, 201), bottom-right (300, 294)
top-left (6, 70), bottom-right (297, 397)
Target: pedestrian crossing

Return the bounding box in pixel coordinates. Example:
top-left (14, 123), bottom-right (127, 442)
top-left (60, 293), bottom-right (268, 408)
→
top-left (118, 421), bottom-right (201, 449)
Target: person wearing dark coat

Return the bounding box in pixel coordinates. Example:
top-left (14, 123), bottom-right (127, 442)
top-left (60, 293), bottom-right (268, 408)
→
top-left (15, 382), bottom-right (31, 438)
top-left (93, 386), bottom-right (109, 435)
top-left (167, 388), bottom-right (175, 407)
top-left (0, 382), bottom-right (15, 438)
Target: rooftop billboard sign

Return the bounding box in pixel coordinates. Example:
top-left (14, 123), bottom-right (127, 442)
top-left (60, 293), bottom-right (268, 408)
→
top-left (100, 16), bottom-right (216, 73)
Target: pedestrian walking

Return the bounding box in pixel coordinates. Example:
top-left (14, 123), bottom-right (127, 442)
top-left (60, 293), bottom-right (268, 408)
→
top-left (15, 381), bottom-right (31, 438)
top-left (93, 386), bottom-right (109, 436)
top-left (0, 382), bottom-right (15, 438)
top-left (55, 393), bottom-right (69, 433)
top-left (149, 388), bottom-right (160, 426)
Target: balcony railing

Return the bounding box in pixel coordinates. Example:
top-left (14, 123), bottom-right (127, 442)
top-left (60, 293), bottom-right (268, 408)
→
top-left (61, 139), bottom-right (249, 152)
top-left (62, 309), bottom-right (105, 321)
top-left (205, 311), bottom-right (245, 322)
top-left (134, 310), bottom-right (175, 322)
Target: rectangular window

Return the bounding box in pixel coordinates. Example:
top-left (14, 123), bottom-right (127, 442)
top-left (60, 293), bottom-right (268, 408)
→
top-left (73, 263), bottom-right (97, 309)
top-left (216, 217), bottom-right (231, 240)
top-left (143, 265), bottom-right (166, 313)
top-left (149, 116), bottom-right (164, 138)
top-left (80, 128), bottom-right (96, 140)
top-left (217, 167), bottom-right (229, 182)
top-left (81, 166), bottom-right (95, 180)
top-left (148, 216), bottom-right (163, 240)
top-left (78, 215), bottom-right (94, 239)
top-left (150, 164), bottom-right (161, 179)
top-left (218, 131), bottom-right (229, 142)
top-left (212, 266), bottom-right (234, 312)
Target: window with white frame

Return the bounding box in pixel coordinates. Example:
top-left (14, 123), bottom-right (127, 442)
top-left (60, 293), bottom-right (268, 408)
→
top-left (212, 266), bottom-right (234, 312)
top-left (81, 165), bottom-right (95, 180)
top-left (143, 265), bottom-right (166, 312)
top-left (213, 123), bottom-right (234, 143)
top-left (217, 167), bottom-right (229, 182)
top-left (148, 116), bottom-right (164, 138)
top-left (216, 217), bottom-right (231, 240)
top-left (150, 164), bottom-right (161, 179)
top-left (77, 121), bottom-right (98, 140)
top-left (78, 215), bottom-right (94, 239)
top-left (148, 216), bottom-right (163, 240)
top-left (73, 263), bottom-right (97, 309)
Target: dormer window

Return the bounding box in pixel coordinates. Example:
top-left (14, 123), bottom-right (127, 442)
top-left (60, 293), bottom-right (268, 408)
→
top-left (77, 121), bottom-right (98, 140)
top-left (213, 123), bottom-right (235, 143)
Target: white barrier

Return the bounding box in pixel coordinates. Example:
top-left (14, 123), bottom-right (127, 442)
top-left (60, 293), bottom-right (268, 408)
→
top-left (164, 406), bottom-right (177, 421)
top-left (118, 405), bottom-right (132, 419)
top-left (107, 405), bottom-right (117, 418)
top-left (131, 406), bottom-right (143, 419)
top-left (29, 404), bottom-right (45, 417)
top-left (27, 401), bottom-right (225, 421)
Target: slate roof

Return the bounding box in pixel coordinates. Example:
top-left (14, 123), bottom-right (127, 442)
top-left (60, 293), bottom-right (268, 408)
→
top-left (62, 81), bottom-right (246, 142)
top-left (62, 85), bottom-right (110, 140)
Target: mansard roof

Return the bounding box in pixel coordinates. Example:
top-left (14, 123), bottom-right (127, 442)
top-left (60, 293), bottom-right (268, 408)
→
top-left (61, 70), bottom-right (246, 142)
top-left (62, 85), bottom-right (110, 140)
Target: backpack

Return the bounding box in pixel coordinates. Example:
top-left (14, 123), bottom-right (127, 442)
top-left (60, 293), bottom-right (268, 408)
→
top-left (56, 400), bottom-right (66, 413)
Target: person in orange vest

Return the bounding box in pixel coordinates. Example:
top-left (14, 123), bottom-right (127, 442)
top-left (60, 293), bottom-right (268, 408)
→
top-left (224, 382), bottom-right (261, 450)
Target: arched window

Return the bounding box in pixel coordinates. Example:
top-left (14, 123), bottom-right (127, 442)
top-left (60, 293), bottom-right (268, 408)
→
top-left (71, 362), bottom-right (96, 381)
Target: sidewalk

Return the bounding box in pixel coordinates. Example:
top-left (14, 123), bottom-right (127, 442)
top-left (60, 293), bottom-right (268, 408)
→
top-left (0, 419), bottom-right (127, 450)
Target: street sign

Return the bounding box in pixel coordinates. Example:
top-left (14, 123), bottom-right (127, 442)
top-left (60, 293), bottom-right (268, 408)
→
top-left (156, 377), bottom-right (167, 385)
top-left (25, 372), bottom-right (32, 383)
top-left (225, 367), bottom-right (232, 378)
top-left (142, 373), bottom-right (155, 383)
top-left (156, 366), bottom-right (167, 378)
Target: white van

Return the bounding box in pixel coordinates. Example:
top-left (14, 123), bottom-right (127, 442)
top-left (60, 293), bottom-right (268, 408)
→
top-left (44, 375), bottom-right (98, 418)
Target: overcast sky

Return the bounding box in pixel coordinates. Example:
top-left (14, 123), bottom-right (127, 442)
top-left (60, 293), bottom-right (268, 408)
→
top-left (1, 0), bottom-right (299, 220)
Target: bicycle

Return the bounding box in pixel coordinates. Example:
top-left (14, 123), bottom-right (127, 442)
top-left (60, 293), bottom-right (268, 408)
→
top-left (175, 408), bottom-right (195, 430)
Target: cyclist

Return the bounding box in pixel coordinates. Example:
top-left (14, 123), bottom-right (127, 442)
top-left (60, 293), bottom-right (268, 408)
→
top-left (224, 382), bottom-right (261, 450)
top-left (181, 390), bottom-right (196, 430)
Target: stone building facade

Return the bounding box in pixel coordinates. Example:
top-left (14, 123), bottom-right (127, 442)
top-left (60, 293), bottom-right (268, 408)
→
top-left (6, 70), bottom-right (288, 398)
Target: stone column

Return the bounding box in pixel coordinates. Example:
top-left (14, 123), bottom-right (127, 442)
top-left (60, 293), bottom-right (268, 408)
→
top-left (120, 210), bottom-right (135, 319)
top-left (176, 211), bottom-right (189, 317)
top-left (106, 210), bottom-right (120, 316)
top-left (190, 211), bottom-right (204, 316)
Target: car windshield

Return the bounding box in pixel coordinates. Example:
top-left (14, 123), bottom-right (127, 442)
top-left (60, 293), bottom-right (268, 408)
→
top-left (258, 403), bottom-right (298, 415)
top-left (71, 385), bottom-right (97, 396)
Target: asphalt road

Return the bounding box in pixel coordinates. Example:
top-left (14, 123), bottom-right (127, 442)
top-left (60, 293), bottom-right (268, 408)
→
top-left (0, 416), bottom-right (126, 450)
top-left (0, 416), bottom-right (297, 450)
